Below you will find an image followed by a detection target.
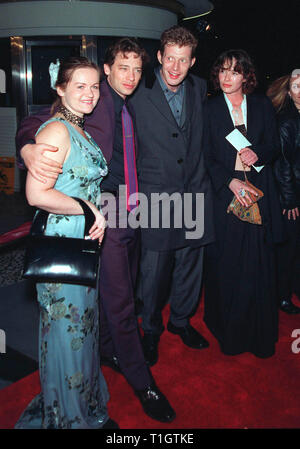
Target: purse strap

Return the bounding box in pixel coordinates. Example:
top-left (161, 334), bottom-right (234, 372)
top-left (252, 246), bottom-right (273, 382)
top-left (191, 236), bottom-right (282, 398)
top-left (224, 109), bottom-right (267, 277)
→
top-left (240, 157), bottom-right (249, 184)
top-left (235, 124), bottom-right (249, 184)
top-left (30, 197), bottom-right (96, 238)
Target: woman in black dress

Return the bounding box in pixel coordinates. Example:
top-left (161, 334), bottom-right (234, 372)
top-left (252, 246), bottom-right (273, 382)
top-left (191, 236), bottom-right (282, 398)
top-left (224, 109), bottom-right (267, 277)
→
top-left (267, 70), bottom-right (300, 314)
top-left (204, 49), bottom-right (284, 358)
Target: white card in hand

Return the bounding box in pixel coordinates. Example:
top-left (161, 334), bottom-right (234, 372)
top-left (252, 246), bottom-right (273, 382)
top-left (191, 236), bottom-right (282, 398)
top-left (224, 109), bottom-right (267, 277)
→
top-left (225, 128), bottom-right (264, 173)
top-left (225, 128), bottom-right (251, 151)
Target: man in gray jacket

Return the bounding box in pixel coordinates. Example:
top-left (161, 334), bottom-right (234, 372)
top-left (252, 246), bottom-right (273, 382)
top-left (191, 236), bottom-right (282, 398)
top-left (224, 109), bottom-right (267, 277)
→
top-left (131, 26), bottom-right (214, 366)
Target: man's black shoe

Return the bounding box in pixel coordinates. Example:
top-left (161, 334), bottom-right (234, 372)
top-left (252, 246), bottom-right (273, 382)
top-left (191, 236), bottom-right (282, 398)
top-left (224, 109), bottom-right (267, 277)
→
top-left (102, 418), bottom-right (119, 429)
top-left (279, 298), bottom-right (300, 314)
top-left (167, 322), bottom-right (209, 349)
top-left (101, 355), bottom-right (122, 373)
top-left (142, 333), bottom-right (160, 366)
top-left (135, 383), bottom-right (176, 423)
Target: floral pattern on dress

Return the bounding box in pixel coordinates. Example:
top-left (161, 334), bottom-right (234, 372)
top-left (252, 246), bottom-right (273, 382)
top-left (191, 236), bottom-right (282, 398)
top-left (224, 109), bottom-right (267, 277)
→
top-left (44, 399), bottom-right (81, 429)
top-left (15, 118), bottom-right (109, 429)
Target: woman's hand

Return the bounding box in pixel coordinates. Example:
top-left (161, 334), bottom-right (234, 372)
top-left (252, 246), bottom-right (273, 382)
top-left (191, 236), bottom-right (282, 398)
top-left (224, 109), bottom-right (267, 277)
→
top-left (228, 178), bottom-right (259, 207)
top-left (84, 201), bottom-right (106, 244)
top-left (283, 207), bottom-right (299, 221)
top-left (239, 147), bottom-right (258, 167)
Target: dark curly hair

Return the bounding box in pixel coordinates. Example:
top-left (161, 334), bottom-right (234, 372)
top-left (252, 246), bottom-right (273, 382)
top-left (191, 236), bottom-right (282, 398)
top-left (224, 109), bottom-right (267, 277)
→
top-left (210, 49), bottom-right (257, 94)
top-left (104, 37), bottom-right (149, 69)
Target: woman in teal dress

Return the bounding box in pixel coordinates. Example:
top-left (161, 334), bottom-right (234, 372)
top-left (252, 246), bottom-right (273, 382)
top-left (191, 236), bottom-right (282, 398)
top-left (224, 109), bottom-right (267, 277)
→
top-left (15, 57), bottom-right (114, 429)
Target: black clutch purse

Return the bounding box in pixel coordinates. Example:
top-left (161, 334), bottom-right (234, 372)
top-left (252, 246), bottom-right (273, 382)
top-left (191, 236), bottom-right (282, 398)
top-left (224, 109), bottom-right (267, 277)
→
top-left (22, 197), bottom-right (100, 287)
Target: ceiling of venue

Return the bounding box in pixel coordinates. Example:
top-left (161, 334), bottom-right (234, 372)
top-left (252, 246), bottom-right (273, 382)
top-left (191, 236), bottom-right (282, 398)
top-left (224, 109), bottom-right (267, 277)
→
top-left (180, 0), bottom-right (214, 17)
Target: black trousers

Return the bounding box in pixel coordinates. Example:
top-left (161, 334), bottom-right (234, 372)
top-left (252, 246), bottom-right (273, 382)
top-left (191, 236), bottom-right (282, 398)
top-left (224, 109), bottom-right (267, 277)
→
top-left (138, 245), bottom-right (204, 335)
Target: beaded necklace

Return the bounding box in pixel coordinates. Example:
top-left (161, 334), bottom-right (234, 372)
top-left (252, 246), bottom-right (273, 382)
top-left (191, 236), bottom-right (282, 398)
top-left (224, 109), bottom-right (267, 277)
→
top-left (57, 105), bottom-right (85, 129)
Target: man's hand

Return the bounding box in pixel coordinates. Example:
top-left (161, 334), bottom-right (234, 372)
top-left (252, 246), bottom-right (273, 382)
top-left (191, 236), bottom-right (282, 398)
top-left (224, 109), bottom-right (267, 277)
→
top-left (239, 147), bottom-right (258, 167)
top-left (21, 143), bottom-right (63, 183)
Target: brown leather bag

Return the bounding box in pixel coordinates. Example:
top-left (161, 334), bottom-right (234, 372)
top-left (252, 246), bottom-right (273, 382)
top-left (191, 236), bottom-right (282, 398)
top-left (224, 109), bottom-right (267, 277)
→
top-left (227, 173), bottom-right (264, 225)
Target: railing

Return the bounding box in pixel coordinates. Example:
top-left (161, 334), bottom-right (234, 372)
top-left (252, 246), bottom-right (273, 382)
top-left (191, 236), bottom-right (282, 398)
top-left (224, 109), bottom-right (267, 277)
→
top-left (0, 221), bottom-right (31, 251)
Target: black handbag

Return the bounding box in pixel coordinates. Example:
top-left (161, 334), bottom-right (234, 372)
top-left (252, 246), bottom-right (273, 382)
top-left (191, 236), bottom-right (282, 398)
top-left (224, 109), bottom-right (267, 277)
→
top-left (22, 197), bottom-right (100, 287)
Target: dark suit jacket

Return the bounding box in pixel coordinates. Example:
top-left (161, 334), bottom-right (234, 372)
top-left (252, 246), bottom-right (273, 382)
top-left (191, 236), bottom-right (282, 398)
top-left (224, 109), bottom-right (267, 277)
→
top-left (203, 92), bottom-right (284, 244)
top-left (16, 79), bottom-right (117, 166)
top-left (130, 71), bottom-right (215, 251)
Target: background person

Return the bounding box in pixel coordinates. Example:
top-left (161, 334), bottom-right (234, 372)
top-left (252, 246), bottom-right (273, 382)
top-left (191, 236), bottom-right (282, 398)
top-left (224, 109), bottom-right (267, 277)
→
top-left (267, 70), bottom-right (300, 314)
top-left (203, 49), bottom-right (284, 358)
top-left (15, 56), bottom-right (113, 429)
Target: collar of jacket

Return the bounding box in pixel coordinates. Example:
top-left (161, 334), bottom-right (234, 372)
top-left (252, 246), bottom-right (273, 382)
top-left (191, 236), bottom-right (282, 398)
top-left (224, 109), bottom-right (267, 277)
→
top-left (144, 68), bottom-right (195, 90)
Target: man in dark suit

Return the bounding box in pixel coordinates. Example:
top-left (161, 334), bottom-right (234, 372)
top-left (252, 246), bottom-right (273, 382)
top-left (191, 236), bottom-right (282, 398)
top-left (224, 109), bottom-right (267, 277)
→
top-left (15, 38), bottom-right (175, 423)
top-left (130, 26), bottom-right (215, 366)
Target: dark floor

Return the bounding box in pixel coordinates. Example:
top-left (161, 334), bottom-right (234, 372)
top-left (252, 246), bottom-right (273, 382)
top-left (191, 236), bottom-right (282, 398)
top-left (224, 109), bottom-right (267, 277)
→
top-left (0, 191), bottom-right (35, 235)
top-left (0, 191), bottom-right (38, 390)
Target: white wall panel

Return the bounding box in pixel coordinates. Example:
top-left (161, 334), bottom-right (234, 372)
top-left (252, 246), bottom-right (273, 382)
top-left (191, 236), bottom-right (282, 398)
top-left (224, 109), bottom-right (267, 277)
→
top-left (0, 1), bottom-right (177, 39)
